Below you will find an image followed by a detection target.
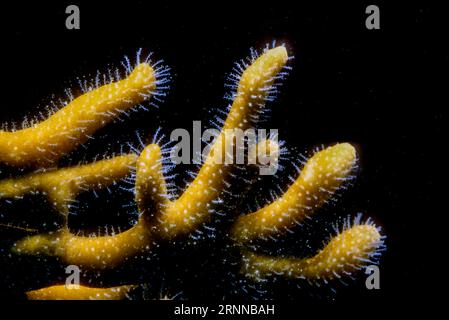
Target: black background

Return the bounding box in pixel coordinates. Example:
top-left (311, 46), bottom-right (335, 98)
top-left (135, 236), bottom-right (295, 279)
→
top-left (0, 0), bottom-right (444, 315)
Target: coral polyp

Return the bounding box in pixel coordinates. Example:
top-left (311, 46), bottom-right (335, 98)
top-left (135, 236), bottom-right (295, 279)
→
top-left (0, 42), bottom-right (385, 300)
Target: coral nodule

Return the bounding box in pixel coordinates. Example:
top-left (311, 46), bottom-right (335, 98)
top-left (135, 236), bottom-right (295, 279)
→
top-left (0, 43), bottom-right (385, 300)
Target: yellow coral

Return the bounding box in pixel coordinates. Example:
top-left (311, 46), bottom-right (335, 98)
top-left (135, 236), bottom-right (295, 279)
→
top-left (1, 44), bottom-right (385, 300)
top-left (241, 223), bottom-right (382, 281)
top-left (12, 146), bottom-right (160, 268)
top-left (231, 143), bottom-right (357, 243)
top-left (135, 144), bottom-right (168, 224)
top-left (156, 46), bottom-right (289, 238)
top-left (13, 223), bottom-right (152, 268)
top-left (26, 284), bottom-right (136, 300)
top-left (0, 63), bottom-right (155, 168)
top-left (0, 154), bottom-right (137, 217)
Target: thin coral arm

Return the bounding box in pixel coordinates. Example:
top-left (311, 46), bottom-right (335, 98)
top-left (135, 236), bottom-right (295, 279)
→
top-left (231, 143), bottom-right (357, 243)
top-left (26, 284), bottom-right (136, 300)
top-left (135, 144), bottom-right (169, 225)
top-left (0, 63), bottom-right (156, 168)
top-left (12, 222), bottom-right (152, 268)
top-left (0, 154), bottom-right (137, 216)
top-left (158, 46), bottom-right (289, 238)
top-left (241, 224), bottom-right (382, 281)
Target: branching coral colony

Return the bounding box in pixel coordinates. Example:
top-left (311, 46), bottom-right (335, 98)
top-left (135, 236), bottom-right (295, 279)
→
top-left (0, 43), bottom-right (385, 300)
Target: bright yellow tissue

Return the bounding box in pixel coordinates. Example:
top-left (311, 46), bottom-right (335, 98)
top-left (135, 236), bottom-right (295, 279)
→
top-left (26, 284), bottom-right (136, 300)
top-left (231, 143), bottom-right (357, 243)
top-left (0, 63), bottom-right (155, 167)
top-left (241, 224), bottom-right (381, 281)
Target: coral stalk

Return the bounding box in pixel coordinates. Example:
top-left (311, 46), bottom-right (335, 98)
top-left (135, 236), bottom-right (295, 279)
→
top-left (241, 223), bottom-right (383, 282)
top-left (0, 63), bottom-right (156, 167)
top-left (26, 284), bottom-right (136, 300)
top-left (0, 154), bottom-right (137, 217)
top-left (231, 143), bottom-right (357, 244)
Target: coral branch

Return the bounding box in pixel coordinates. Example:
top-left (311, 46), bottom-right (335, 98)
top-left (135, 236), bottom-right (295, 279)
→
top-left (0, 63), bottom-right (156, 168)
top-left (0, 154), bottom-right (137, 217)
top-left (12, 219), bottom-right (153, 268)
top-left (26, 284), bottom-right (136, 300)
top-left (135, 144), bottom-right (169, 224)
top-left (241, 222), bottom-right (384, 282)
top-left (231, 143), bottom-right (357, 243)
